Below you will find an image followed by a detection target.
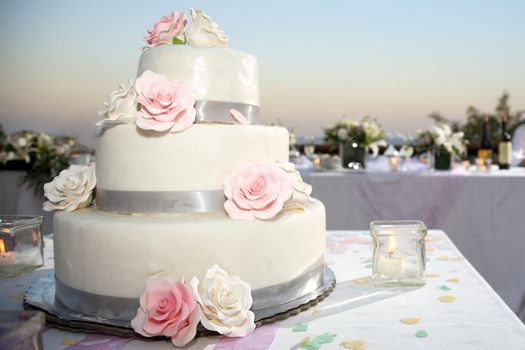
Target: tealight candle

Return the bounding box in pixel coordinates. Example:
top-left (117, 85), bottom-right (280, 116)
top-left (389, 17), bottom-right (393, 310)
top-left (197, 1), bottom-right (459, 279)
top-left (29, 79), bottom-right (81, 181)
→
top-left (371, 221), bottom-right (427, 287)
top-left (376, 236), bottom-right (404, 276)
top-left (0, 216), bottom-right (43, 277)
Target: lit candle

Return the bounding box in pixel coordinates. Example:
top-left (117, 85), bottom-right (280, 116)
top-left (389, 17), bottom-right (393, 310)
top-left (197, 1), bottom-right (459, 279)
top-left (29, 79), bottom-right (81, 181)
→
top-left (0, 237), bottom-right (39, 267)
top-left (313, 156), bottom-right (321, 171)
top-left (376, 236), bottom-right (404, 276)
top-left (0, 238), bottom-right (15, 265)
top-left (388, 156), bottom-right (399, 172)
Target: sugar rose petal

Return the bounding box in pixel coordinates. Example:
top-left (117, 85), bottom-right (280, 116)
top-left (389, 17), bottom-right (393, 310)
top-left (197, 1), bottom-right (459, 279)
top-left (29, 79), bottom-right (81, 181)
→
top-left (144, 10), bottom-right (188, 48)
top-left (131, 277), bottom-right (201, 347)
top-left (223, 160), bottom-right (293, 220)
top-left (135, 71), bottom-right (196, 133)
top-left (43, 164), bottom-right (96, 212)
top-left (191, 265), bottom-right (255, 337)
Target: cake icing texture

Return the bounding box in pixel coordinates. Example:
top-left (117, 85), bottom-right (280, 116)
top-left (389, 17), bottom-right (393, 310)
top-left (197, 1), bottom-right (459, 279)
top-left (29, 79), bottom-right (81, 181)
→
top-left (138, 45), bottom-right (259, 106)
top-left (44, 6), bottom-right (327, 347)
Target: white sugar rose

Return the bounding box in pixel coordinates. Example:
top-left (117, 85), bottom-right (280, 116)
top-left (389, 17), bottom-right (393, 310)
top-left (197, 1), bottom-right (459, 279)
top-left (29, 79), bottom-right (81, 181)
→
top-left (191, 265), bottom-right (255, 337)
top-left (43, 164), bottom-right (96, 212)
top-left (187, 9), bottom-right (228, 47)
top-left (276, 162), bottom-right (313, 206)
top-left (97, 79), bottom-right (137, 126)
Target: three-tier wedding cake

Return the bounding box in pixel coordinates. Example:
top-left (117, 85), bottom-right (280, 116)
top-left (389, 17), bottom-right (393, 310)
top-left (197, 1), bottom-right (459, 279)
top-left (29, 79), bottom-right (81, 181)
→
top-left (44, 8), bottom-right (326, 347)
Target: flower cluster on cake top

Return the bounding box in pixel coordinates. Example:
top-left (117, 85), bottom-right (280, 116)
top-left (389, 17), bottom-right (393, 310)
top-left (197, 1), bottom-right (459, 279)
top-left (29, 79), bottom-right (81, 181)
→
top-left (131, 265), bottom-right (255, 347)
top-left (96, 7), bottom-right (249, 132)
top-left (144, 8), bottom-right (228, 49)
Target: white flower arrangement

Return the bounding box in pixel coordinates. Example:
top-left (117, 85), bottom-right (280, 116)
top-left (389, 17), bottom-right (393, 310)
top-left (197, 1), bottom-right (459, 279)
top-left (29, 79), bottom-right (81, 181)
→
top-left (416, 124), bottom-right (466, 156)
top-left (324, 117), bottom-right (386, 156)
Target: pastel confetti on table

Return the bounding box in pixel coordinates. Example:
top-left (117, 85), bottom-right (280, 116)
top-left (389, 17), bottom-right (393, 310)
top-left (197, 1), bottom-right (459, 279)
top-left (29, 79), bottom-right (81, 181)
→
top-left (437, 256), bottom-right (450, 261)
top-left (299, 332), bottom-right (337, 350)
top-left (340, 338), bottom-right (367, 349)
top-left (62, 339), bottom-right (79, 346)
top-left (438, 295), bottom-right (456, 303)
top-left (450, 256), bottom-right (464, 261)
top-left (426, 273), bottom-right (440, 278)
top-left (438, 285), bottom-right (452, 291)
top-left (352, 278), bottom-right (368, 285)
top-left (293, 322), bottom-right (309, 332)
top-left (399, 317), bottom-right (421, 325)
top-left (415, 330), bottom-right (429, 338)
top-left (446, 278), bottom-right (460, 283)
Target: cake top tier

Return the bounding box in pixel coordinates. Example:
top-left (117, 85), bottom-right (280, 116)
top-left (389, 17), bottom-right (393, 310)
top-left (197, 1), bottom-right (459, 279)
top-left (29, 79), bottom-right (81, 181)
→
top-left (96, 7), bottom-right (262, 130)
top-left (138, 45), bottom-right (259, 106)
top-left (137, 8), bottom-right (259, 106)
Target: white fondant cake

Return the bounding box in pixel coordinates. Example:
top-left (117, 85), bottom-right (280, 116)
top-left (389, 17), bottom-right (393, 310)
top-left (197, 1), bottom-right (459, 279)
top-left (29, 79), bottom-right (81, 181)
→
top-left (138, 45), bottom-right (259, 106)
top-left (54, 200), bottom-right (325, 299)
top-left (49, 7), bottom-right (328, 338)
top-left (96, 124), bottom-right (288, 192)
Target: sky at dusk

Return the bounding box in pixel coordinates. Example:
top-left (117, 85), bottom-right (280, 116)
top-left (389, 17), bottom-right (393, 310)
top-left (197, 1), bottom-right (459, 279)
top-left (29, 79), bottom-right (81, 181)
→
top-left (1, 0), bottom-right (524, 146)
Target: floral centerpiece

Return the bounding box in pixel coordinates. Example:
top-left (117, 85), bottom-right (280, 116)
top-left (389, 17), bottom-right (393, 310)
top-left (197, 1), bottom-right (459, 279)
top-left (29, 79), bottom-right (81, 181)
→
top-left (324, 117), bottom-right (386, 169)
top-left (414, 124), bottom-right (466, 170)
top-left (0, 126), bottom-right (77, 193)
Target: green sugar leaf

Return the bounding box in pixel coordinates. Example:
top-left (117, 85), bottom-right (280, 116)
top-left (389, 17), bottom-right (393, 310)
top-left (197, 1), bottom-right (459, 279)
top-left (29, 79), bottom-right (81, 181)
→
top-left (293, 322), bottom-right (308, 332)
top-left (172, 36), bottom-right (184, 45)
top-left (415, 330), bottom-right (428, 338)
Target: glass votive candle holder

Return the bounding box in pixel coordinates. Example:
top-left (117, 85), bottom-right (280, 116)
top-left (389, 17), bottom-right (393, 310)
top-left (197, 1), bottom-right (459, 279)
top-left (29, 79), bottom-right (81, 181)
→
top-left (0, 216), bottom-right (44, 277)
top-left (371, 220), bottom-right (427, 287)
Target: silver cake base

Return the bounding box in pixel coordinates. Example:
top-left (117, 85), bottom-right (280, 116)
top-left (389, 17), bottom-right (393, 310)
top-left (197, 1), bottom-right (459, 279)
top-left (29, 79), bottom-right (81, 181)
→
top-left (23, 267), bottom-right (336, 337)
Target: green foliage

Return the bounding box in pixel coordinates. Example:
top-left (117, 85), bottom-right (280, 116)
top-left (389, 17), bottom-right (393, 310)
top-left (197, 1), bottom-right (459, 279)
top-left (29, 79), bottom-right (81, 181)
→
top-left (172, 34), bottom-right (187, 45)
top-left (429, 92), bottom-right (524, 143)
top-left (0, 128), bottom-right (76, 195)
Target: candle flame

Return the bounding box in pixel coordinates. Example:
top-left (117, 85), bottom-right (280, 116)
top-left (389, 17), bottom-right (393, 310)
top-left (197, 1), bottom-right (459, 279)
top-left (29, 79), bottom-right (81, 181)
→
top-left (388, 236), bottom-right (397, 253)
top-left (0, 239), bottom-right (10, 257)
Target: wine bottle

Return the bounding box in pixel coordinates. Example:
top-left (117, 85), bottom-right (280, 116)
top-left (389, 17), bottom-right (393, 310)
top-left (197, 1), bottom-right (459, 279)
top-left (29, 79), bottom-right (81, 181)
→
top-left (477, 116), bottom-right (492, 165)
top-left (498, 115), bottom-right (512, 169)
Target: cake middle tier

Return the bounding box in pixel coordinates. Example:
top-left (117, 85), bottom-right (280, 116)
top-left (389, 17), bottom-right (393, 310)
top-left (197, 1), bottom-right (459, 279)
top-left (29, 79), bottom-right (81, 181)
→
top-left (96, 124), bottom-right (289, 193)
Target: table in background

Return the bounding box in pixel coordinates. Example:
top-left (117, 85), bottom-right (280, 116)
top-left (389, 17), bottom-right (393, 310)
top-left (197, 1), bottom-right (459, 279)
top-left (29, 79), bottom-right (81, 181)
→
top-left (301, 168), bottom-right (525, 320)
top-left (0, 170), bottom-right (53, 235)
top-left (1, 230), bottom-right (524, 349)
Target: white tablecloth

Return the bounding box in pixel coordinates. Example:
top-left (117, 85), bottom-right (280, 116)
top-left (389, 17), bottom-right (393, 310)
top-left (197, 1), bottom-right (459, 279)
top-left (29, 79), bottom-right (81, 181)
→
top-left (1, 230), bottom-right (524, 349)
top-left (301, 169), bottom-right (525, 319)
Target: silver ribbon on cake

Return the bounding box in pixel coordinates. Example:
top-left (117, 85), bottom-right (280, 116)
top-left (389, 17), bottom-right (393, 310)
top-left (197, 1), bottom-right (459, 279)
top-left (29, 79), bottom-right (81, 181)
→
top-left (54, 263), bottom-right (325, 322)
top-left (96, 189), bottom-right (225, 214)
top-left (194, 100), bottom-right (262, 124)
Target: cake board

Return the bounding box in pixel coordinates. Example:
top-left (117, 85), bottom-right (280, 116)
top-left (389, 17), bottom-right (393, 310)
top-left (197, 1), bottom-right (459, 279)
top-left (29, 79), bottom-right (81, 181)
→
top-left (24, 267), bottom-right (336, 338)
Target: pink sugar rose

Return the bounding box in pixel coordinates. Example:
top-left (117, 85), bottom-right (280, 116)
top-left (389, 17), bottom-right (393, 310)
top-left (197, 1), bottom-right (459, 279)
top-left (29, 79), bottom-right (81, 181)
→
top-left (131, 278), bottom-right (201, 347)
top-left (135, 71), bottom-right (196, 132)
top-left (144, 10), bottom-right (188, 48)
top-left (224, 160), bottom-right (293, 220)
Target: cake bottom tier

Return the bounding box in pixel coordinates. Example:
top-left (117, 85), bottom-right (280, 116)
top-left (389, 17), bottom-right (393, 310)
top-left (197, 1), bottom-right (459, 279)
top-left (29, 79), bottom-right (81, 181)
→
top-left (53, 200), bottom-right (326, 320)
